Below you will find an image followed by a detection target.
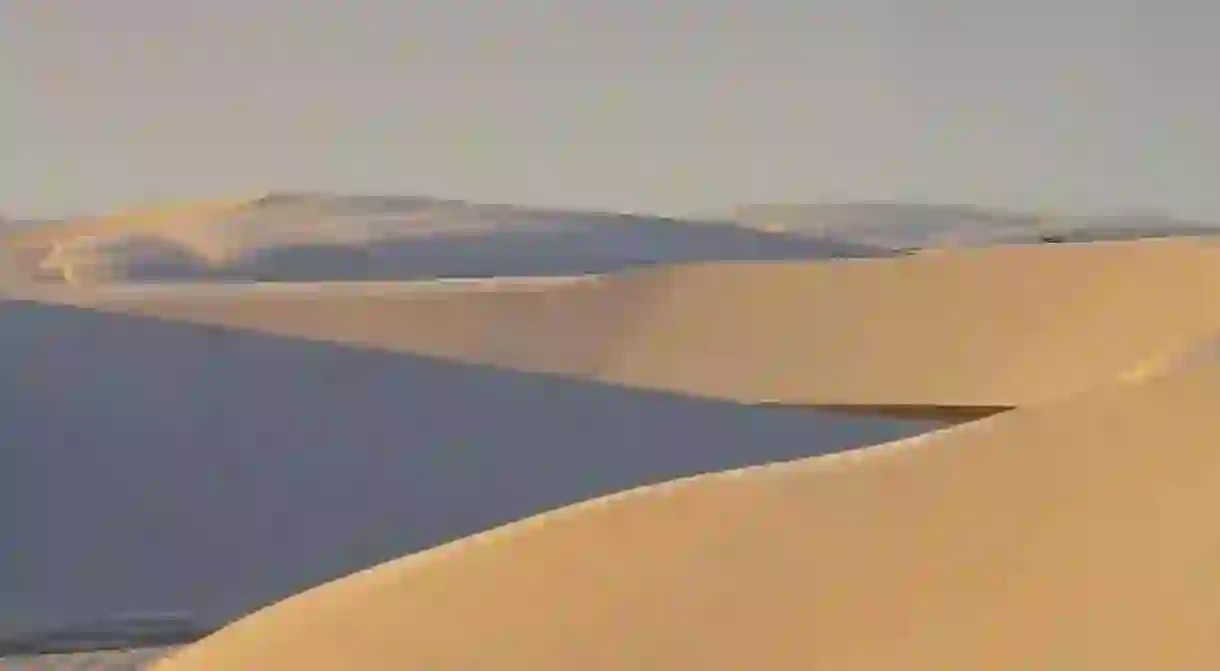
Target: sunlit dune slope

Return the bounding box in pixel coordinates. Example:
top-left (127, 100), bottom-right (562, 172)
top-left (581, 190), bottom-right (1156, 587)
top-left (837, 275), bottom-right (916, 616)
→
top-left (0, 298), bottom-right (934, 634)
top-left (0, 199), bottom-right (251, 248)
top-left (5, 193), bottom-right (885, 284)
top-left (47, 237), bottom-right (1220, 411)
top-left (155, 344), bottom-right (1220, 670)
top-left (0, 199), bottom-right (251, 284)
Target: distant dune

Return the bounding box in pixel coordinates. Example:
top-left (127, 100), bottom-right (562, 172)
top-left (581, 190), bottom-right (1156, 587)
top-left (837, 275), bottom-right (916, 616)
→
top-left (1, 198), bottom-right (249, 256)
top-left (0, 298), bottom-right (935, 635)
top-left (728, 202), bottom-right (1220, 249)
top-left (1039, 212), bottom-right (1220, 243)
top-left (2, 194), bottom-right (887, 284)
top-left (730, 202), bottom-right (1044, 248)
top-left (41, 237), bottom-right (1220, 413)
top-left (154, 342), bottom-right (1220, 669)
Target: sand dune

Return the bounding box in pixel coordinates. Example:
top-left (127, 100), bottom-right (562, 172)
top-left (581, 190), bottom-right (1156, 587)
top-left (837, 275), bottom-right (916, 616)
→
top-left (13, 210), bottom-right (1220, 668)
top-left (730, 202), bottom-right (1045, 248)
top-left (1039, 213), bottom-right (1220, 244)
top-left (153, 342), bottom-right (1220, 669)
top-left (0, 199), bottom-right (252, 284)
top-left (42, 237), bottom-right (1220, 412)
top-left (0, 298), bottom-right (935, 636)
top-left (728, 202), bottom-right (1220, 249)
top-left (1, 199), bottom-right (250, 256)
top-left (6, 194), bottom-right (886, 284)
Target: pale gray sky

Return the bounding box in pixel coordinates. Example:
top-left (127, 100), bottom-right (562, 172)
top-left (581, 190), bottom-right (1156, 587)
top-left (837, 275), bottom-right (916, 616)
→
top-left (2, 0), bottom-right (1218, 219)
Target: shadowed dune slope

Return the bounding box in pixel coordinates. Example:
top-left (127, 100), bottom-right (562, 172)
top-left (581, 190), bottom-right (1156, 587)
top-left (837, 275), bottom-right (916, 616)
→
top-left (47, 237), bottom-right (1220, 411)
top-left (0, 298), bottom-right (936, 634)
top-left (155, 344), bottom-right (1220, 670)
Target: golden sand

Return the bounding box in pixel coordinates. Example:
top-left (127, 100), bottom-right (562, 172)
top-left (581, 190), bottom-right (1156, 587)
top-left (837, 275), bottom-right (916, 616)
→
top-left (155, 342), bottom-right (1220, 668)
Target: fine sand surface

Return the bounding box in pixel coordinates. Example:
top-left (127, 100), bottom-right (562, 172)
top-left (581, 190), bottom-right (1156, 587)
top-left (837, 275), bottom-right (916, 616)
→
top-left (155, 343), bottom-right (1220, 670)
top-left (0, 298), bottom-right (936, 634)
top-left (0, 647), bottom-right (173, 670)
top-left (39, 237), bottom-right (1220, 412)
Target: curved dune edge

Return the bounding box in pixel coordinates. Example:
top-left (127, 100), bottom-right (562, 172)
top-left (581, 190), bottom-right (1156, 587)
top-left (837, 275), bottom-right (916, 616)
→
top-left (41, 237), bottom-right (1220, 410)
top-left (154, 353), bottom-right (1220, 670)
top-left (1, 295), bottom-right (941, 636)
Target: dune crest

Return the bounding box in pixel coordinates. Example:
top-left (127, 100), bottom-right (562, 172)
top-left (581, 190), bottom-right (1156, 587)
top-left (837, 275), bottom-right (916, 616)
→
top-left (44, 237), bottom-right (1220, 413)
top-left (153, 350), bottom-right (1220, 669)
top-left (0, 297), bottom-right (933, 637)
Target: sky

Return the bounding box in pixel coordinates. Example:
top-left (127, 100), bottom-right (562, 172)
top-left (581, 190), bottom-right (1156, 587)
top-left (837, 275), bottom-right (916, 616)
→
top-left (2, 0), bottom-right (1219, 220)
